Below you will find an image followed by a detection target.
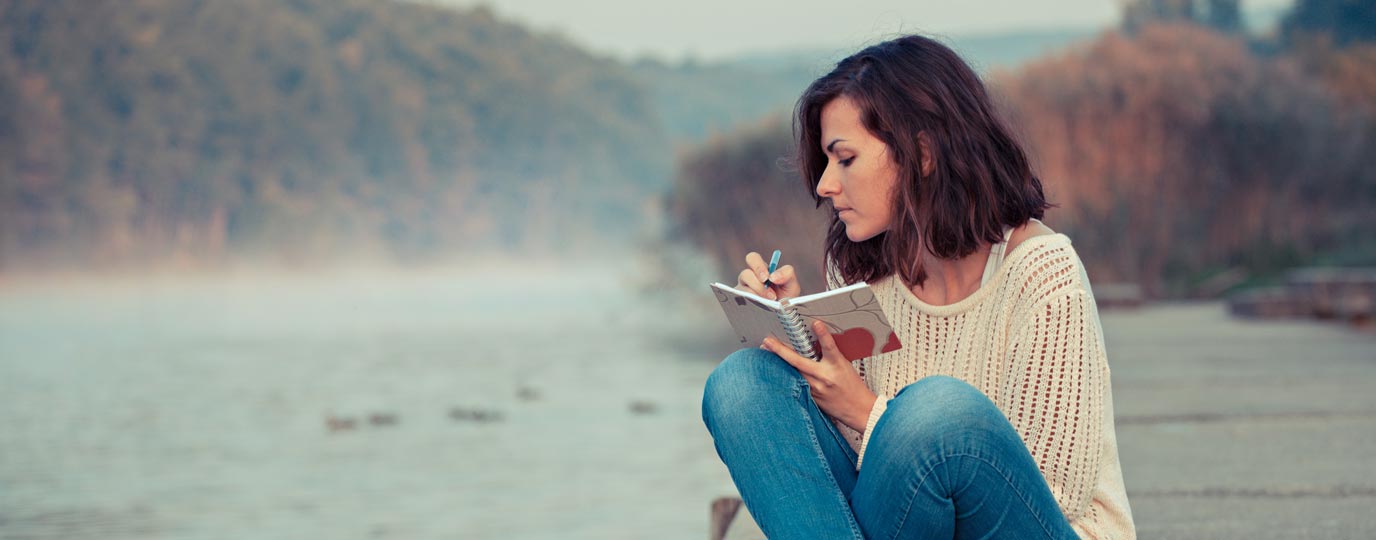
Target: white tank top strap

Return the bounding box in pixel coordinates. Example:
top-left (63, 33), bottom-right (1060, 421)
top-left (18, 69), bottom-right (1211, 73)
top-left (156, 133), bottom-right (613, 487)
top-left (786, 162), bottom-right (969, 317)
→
top-left (979, 220), bottom-right (1027, 287)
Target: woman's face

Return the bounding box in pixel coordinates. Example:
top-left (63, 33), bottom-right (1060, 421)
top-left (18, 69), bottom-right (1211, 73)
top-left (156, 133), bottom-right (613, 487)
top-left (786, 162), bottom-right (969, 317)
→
top-left (815, 95), bottom-right (901, 242)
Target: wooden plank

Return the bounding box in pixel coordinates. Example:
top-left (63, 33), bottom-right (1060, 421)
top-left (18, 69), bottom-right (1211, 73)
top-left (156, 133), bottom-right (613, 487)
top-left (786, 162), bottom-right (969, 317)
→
top-left (709, 496), bottom-right (765, 540)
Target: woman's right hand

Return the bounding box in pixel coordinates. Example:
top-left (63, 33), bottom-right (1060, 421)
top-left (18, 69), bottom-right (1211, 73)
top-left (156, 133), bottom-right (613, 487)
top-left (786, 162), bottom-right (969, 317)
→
top-left (736, 251), bottom-right (802, 301)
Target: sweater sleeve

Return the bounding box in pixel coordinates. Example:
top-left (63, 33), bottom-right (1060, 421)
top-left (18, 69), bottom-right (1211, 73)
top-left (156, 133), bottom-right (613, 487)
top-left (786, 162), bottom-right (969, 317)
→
top-left (824, 255), bottom-right (889, 471)
top-left (1000, 287), bottom-right (1107, 524)
top-left (855, 392), bottom-right (889, 470)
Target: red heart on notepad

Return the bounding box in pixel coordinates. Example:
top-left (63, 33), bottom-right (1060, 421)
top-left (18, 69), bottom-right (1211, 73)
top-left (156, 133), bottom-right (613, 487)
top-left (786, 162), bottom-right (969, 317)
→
top-left (881, 331), bottom-right (901, 353)
top-left (830, 327), bottom-right (875, 362)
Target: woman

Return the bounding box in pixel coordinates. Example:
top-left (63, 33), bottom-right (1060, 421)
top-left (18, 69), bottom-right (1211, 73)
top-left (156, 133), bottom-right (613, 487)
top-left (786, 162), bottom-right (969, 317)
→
top-left (700, 35), bottom-right (1135, 539)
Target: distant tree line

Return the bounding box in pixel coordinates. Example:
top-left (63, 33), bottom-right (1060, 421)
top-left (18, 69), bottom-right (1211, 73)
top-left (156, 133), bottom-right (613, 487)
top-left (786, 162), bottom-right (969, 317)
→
top-left (0, 0), bottom-right (669, 270)
top-left (1122, 0), bottom-right (1244, 34)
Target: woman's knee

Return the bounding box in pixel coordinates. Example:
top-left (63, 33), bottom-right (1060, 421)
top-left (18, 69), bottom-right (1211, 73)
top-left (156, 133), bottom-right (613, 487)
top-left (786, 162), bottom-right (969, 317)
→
top-left (895, 375), bottom-right (989, 411)
top-left (879, 375), bottom-right (1007, 449)
top-left (701, 347), bottom-right (802, 426)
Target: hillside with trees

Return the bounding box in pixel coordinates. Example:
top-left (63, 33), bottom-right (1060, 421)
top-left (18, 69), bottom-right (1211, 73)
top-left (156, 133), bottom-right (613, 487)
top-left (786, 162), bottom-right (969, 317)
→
top-left (0, 0), bottom-right (668, 270)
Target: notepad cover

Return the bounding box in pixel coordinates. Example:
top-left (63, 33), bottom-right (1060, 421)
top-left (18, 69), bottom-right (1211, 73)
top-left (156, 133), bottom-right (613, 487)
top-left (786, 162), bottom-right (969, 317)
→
top-left (710, 282), bottom-right (902, 361)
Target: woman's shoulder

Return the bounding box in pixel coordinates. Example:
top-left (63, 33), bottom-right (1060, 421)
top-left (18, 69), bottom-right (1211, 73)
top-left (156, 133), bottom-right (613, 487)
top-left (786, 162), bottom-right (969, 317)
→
top-left (1004, 218), bottom-right (1057, 256)
top-left (999, 220), bottom-right (1090, 307)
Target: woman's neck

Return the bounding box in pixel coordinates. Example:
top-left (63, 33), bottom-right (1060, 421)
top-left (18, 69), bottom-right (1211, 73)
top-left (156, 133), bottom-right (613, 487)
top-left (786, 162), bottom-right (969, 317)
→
top-left (908, 243), bottom-right (992, 306)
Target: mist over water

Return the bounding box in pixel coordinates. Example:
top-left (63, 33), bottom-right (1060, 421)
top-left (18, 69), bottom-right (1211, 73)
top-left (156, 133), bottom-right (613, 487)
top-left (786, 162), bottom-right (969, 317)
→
top-left (0, 259), bottom-right (739, 539)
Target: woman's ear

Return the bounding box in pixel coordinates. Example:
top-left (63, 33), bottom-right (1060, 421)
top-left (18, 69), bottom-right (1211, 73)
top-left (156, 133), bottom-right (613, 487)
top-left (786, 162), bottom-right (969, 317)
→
top-left (917, 131), bottom-right (935, 177)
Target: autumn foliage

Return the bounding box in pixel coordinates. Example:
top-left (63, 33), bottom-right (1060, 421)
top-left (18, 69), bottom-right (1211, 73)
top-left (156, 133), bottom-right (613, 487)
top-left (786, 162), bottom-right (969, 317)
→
top-left (994, 24), bottom-right (1374, 296)
top-left (668, 24), bottom-right (1376, 298)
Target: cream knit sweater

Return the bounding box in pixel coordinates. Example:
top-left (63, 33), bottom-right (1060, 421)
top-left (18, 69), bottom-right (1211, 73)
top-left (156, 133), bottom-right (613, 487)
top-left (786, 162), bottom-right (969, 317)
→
top-left (825, 232), bottom-right (1135, 540)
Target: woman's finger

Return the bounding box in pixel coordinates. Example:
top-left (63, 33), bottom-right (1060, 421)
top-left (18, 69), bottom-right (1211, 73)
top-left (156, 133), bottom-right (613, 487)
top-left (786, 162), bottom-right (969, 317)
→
top-left (768, 265), bottom-right (802, 298)
top-left (812, 321), bottom-right (846, 364)
top-left (761, 336), bottom-right (816, 376)
top-left (737, 268), bottom-right (775, 299)
top-left (767, 264), bottom-right (794, 286)
top-left (744, 251), bottom-right (768, 280)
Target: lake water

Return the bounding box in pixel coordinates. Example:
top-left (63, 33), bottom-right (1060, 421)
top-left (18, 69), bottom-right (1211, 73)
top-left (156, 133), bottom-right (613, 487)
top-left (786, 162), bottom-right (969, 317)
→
top-left (0, 261), bottom-right (741, 539)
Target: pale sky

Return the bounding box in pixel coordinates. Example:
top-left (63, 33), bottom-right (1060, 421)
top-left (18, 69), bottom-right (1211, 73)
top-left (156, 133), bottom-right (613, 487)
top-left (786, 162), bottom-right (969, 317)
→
top-left (437, 0), bottom-right (1292, 61)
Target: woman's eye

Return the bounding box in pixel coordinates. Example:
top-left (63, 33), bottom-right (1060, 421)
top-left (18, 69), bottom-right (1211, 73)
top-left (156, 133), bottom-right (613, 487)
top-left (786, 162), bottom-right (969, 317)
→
top-left (840, 157), bottom-right (856, 167)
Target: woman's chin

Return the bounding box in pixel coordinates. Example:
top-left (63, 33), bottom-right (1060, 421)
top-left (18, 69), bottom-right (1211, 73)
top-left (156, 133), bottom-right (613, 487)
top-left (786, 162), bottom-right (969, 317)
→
top-left (844, 225), bottom-right (880, 243)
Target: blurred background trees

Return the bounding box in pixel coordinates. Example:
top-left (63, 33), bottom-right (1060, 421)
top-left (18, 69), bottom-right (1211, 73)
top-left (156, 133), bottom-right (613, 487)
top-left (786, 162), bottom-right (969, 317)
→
top-left (663, 0), bottom-right (1376, 299)
top-left (663, 116), bottom-right (832, 293)
top-left (0, 0), bottom-right (669, 270)
top-left (1, 0), bottom-right (1372, 300)
top-left (995, 23), bottom-right (1374, 297)
top-left (1122, 0), bottom-right (1245, 34)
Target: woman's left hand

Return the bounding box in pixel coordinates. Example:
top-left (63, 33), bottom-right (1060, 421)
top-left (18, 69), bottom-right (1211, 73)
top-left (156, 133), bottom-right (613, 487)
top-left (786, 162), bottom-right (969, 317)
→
top-left (761, 320), bottom-right (878, 432)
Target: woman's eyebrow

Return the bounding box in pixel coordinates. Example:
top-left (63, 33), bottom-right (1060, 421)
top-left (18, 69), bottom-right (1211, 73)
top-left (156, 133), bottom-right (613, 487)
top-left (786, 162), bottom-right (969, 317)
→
top-left (825, 138), bottom-right (847, 153)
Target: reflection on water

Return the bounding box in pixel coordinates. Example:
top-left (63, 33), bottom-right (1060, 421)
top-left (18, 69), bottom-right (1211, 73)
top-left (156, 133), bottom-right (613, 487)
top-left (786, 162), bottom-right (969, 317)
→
top-left (0, 262), bottom-right (737, 539)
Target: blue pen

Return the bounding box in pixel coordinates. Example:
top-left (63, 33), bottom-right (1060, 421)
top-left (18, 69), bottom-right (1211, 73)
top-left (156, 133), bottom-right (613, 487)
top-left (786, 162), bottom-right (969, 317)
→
top-left (762, 250), bottom-right (782, 288)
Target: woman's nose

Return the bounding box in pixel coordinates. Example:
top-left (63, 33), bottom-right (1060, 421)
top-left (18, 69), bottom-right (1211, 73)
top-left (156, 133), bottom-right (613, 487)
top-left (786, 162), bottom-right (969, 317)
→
top-left (816, 164), bottom-right (840, 198)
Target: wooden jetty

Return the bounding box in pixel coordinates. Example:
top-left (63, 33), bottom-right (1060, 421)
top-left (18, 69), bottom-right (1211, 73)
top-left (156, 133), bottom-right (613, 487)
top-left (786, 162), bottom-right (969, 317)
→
top-left (710, 496), bottom-right (762, 540)
top-left (1093, 283), bottom-right (1145, 309)
top-left (1228, 267), bottom-right (1376, 323)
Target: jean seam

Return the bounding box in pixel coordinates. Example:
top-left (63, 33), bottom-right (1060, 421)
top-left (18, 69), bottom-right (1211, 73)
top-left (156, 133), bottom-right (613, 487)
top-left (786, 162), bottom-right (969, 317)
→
top-left (818, 405), bottom-right (860, 466)
top-left (794, 378), bottom-right (866, 540)
top-left (887, 451), bottom-right (1066, 540)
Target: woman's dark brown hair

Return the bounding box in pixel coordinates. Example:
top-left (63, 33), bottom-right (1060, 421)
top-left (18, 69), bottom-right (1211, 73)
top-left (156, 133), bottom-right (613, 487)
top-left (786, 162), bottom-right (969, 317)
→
top-left (794, 34), bottom-right (1053, 288)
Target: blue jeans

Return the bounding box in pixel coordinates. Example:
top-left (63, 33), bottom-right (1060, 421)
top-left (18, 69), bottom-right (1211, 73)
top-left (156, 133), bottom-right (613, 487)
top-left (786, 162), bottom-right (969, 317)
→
top-left (701, 347), bottom-right (1080, 540)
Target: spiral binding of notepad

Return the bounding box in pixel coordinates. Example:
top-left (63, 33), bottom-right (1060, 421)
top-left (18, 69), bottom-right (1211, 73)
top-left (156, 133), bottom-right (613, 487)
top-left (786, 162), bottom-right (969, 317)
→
top-left (776, 304), bottom-right (819, 360)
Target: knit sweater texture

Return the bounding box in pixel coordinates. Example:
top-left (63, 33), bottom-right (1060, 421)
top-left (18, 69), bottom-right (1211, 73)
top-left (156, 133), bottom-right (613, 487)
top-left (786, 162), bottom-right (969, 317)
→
top-left (825, 232), bottom-right (1135, 540)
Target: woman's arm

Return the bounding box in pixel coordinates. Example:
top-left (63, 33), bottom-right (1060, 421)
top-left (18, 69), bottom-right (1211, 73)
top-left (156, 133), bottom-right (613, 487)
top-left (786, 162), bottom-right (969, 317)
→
top-left (1000, 286), bottom-right (1109, 524)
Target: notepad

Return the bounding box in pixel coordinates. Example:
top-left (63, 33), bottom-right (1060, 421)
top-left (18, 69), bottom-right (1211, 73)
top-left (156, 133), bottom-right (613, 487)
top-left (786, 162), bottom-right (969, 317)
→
top-left (709, 281), bottom-right (903, 361)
